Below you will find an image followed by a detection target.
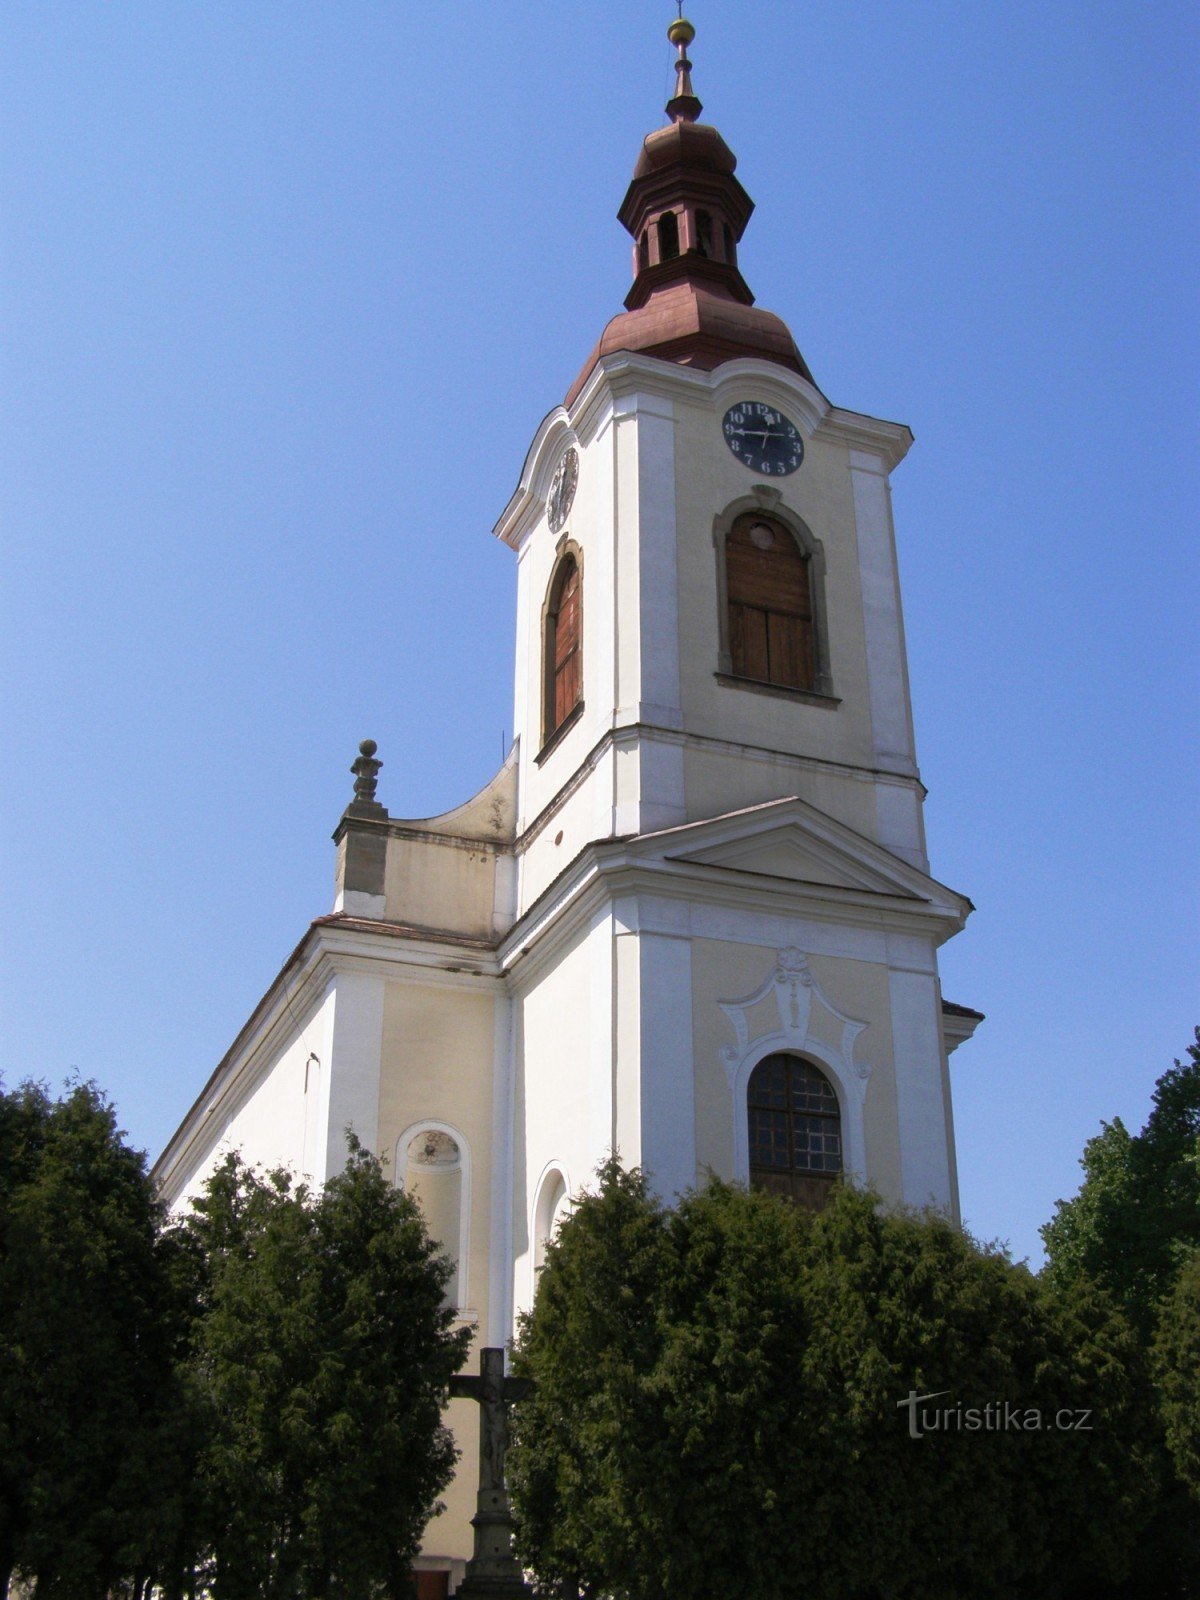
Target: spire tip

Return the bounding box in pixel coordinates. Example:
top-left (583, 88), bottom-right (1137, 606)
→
top-left (666, 13), bottom-right (702, 123)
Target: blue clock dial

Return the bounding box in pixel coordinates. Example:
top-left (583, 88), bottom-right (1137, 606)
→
top-left (722, 402), bottom-right (804, 476)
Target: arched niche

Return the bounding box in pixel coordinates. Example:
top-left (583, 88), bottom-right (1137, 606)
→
top-left (530, 1163), bottom-right (573, 1300)
top-left (398, 1121), bottom-right (471, 1311)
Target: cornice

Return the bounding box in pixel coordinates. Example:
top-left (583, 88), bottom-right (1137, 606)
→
top-left (501, 811), bottom-right (971, 992)
top-left (338, 822), bottom-right (511, 856)
top-left (941, 999), bottom-right (985, 1056)
top-left (501, 844), bottom-right (967, 994)
top-left (817, 406), bottom-right (913, 472)
top-left (309, 916), bottom-right (502, 971)
top-left (515, 717), bottom-right (927, 856)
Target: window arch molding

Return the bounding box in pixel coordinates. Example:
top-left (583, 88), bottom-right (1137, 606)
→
top-left (527, 1160), bottom-right (573, 1309)
top-left (727, 1033), bottom-right (867, 1192)
top-left (396, 1118), bottom-right (472, 1312)
top-left (712, 489), bottom-right (834, 699)
top-left (539, 538), bottom-right (585, 754)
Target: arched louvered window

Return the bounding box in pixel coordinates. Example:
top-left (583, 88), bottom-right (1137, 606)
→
top-left (658, 210), bottom-right (680, 262)
top-left (726, 512), bottom-right (815, 691)
top-left (544, 554), bottom-right (582, 741)
top-left (695, 209), bottom-right (714, 257)
top-left (748, 1053), bottom-right (842, 1211)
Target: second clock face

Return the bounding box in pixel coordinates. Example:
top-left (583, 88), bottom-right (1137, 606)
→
top-left (547, 447), bottom-right (579, 534)
top-left (722, 402), bottom-right (804, 476)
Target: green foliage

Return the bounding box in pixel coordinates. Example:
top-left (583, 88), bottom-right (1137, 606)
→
top-left (1155, 1251), bottom-right (1200, 1498)
top-left (185, 1137), bottom-right (472, 1600)
top-left (0, 1079), bottom-right (186, 1598)
top-left (1, 1084), bottom-right (472, 1600)
top-left (510, 1164), bottom-right (1149, 1600)
top-left (1039, 1030), bottom-right (1200, 1592)
top-left (1041, 1028), bottom-right (1200, 1339)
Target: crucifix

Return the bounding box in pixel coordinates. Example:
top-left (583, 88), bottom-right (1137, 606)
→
top-left (449, 1347), bottom-right (535, 1598)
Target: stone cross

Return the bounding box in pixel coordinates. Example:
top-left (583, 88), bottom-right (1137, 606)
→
top-left (449, 1347), bottom-right (535, 1598)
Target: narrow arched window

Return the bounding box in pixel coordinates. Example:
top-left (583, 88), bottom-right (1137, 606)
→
top-left (726, 512), bottom-right (815, 690)
top-left (723, 223), bottom-right (735, 265)
top-left (639, 229), bottom-right (650, 271)
top-left (695, 209), bottom-right (713, 257)
top-left (544, 554), bottom-right (582, 742)
top-left (748, 1054), bottom-right (841, 1210)
top-left (658, 210), bottom-right (680, 262)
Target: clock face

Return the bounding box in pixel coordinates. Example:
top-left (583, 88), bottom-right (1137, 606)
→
top-left (547, 447), bottom-right (579, 533)
top-left (722, 402), bottom-right (804, 476)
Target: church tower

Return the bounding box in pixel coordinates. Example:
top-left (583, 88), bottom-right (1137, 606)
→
top-left (155, 19), bottom-right (981, 1585)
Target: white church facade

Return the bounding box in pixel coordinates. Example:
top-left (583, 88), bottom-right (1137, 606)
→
top-left (154, 21), bottom-right (981, 1586)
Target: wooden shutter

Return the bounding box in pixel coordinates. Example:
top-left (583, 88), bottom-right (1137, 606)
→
top-left (549, 559), bottom-right (581, 735)
top-left (726, 516), bottom-right (814, 690)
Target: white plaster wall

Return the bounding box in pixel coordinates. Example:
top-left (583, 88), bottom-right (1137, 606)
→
top-left (627, 393), bottom-right (684, 736)
top-left (512, 916), bottom-right (612, 1319)
top-left (170, 986), bottom-right (337, 1213)
top-left (850, 449), bottom-right (919, 780)
top-left (888, 958), bottom-right (957, 1214)
top-left (516, 742), bottom-right (617, 914)
top-left (637, 932), bottom-right (697, 1200)
top-left (322, 971), bottom-right (384, 1181)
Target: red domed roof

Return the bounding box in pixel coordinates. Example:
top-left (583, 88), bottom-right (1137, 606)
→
top-left (631, 120), bottom-right (738, 182)
top-left (567, 39), bottom-right (813, 406)
top-left (566, 280), bottom-right (812, 408)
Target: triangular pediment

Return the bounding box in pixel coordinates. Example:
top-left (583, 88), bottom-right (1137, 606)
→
top-left (626, 795), bottom-right (970, 919)
top-left (679, 828), bottom-right (912, 895)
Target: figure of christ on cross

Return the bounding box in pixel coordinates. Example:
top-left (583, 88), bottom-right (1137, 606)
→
top-left (448, 1347), bottom-right (535, 1599)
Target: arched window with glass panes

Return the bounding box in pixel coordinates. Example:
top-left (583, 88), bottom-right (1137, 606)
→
top-left (747, 1053), bottom-right (842, 1210)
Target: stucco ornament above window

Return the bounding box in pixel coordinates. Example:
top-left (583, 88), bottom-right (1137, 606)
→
top-left (718, 947), bottom-right (871, 1086)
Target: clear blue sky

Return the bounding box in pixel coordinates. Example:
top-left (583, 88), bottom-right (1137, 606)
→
top-left (2, 2), bottom-right (1196, 1265)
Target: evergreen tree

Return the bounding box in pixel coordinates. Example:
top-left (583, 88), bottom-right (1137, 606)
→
top-left (0, 1080), bottom-right (184, 1599)
top-left (1041, 1028), bottom-right (1200, 1338)
top-left (1040, 1030), bottom-right (1200, 1594)
top-left (185, 1138), bottom-right (472, 1599)
top-left (1156, 1250), bottom-right (1200, 1499)
top-left (510, 1165), bottom-right (1151, 1600)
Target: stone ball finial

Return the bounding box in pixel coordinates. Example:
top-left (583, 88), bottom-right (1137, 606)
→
top-left (350, 739), bottom-right (383, 807)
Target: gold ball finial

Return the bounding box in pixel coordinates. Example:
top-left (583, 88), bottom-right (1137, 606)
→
top-left (668, 17), bottom-right (696, 48)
